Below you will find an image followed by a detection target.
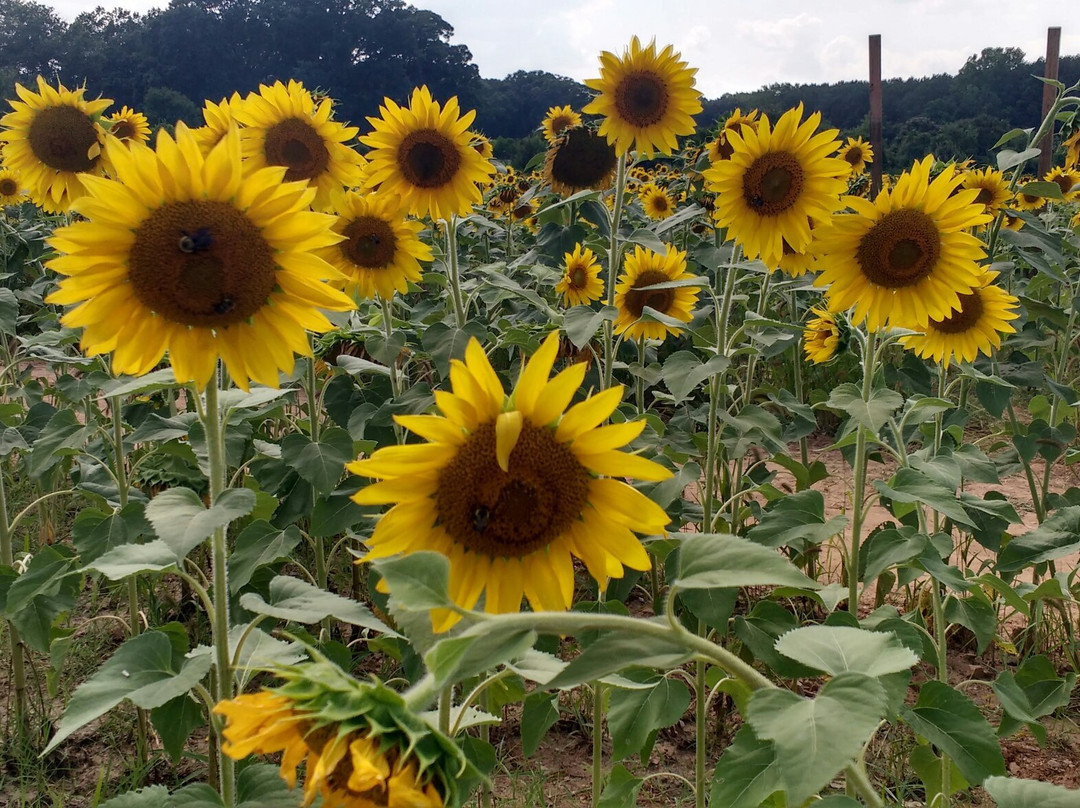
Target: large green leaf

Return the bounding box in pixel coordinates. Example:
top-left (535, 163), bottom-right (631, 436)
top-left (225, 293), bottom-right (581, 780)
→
top-left (709, 725), bottom-right (782, 808)
top-left (425, 625), bottom-right (537, 687)
top-left (659, 350), bottom-right (729, 404)
top-left (236, 762), bottom-right (307, 808)
top-left (150, 694), bottom-right (205, 765)
top-left (98, 787), bottom-right (171, 808)
top-left (72, 503), bottom-right (151, 565)
top-left (992, 654), bottom-right (1075, 743)
top-left (608, 675), bottom-right (691, 762)
top-left (825, 383), bottom-right (904, 434)
top-left (983, 776), bottom-right (1080, 807)
top-left (145, 487), bottom-right (256, 560)
top-left (673, 533), bottom-right (817, 591)
top-left (3, 545), bottom-right (79, 653)
top-left (239, 575), bottom-right (394, 635)
top-left (746, 490), bottom-right (847, 551)
top-left (520, 691), bottom-right (560, 757)
top-left (874, 468), bottom-right (974, 527)
top-left (228, 522), bottom-right (302, 594)
top-left (86, 539), bottom-right (178, 580)
top-left (544, 631), bottom-right (692, 690)
top-left (861, 526), bottom-right (928, 584)
top-left (596, 764), bottom-right (645, 808)
top-left (27, 408), bottom-right (93, 478)
top-left (774, 625), bottom-right (918, 678)
top-left (280, 427), bottom-right (354, 497)
top-left (944, 591), bottom-right (997, 654)
top-left (997, 507), bottom-right (1080, 575)
top-left (373, 551), bottom-right (452, 612)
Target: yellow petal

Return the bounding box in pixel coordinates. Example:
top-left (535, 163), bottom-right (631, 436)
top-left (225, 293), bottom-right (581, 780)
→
top-left (495, 410), bottom-right (524, 473)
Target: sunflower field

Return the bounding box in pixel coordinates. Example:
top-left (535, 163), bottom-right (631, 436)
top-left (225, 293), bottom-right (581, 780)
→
top-left (2, 33), bottom-right (1080, 808)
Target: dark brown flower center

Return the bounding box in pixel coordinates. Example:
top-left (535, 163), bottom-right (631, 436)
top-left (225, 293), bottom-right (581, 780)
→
top-left (855, 208), bottom-right (942, 289)
top-left (1052, 173), bottom-right (1076, 195)
top-left (742, 151), bottom-right (804, 216)
top-left (570, 267), bottom-right (588, 288)
top-left (713, 135), bottom-right (734, 161)
top-left (263, 117), bottom-right (330, 182)
top-left (128, 200), bottom-right (277, 327)
top-left (0, 177), bottom-right (18, 196)
top-left (929, 290), bottom-right (984, 334)
top-left (625, 269), bottom-right (675, 318)
top-left (28, 105), bottom-right (100, 173)
top-left (843, 147), bottom-right (863, 166)
top-left (435, 421), bottom-right (590, 558)
top-left (975, 188), bottom-right (994, 206)
top-left (111, 119), bottom-right (136, 140)
top-left (545, 127), bottom-right (617, 194)
top-left (341, 216), bottom-right (397, 268)
top-left (550, 114), bottom-right (575, 138)
top-left (648, 193), bottom-right (670, 213)
top-left (396, 129), bottom-right (461, 189)
top-left (614, 71), bottom-right (669, 127)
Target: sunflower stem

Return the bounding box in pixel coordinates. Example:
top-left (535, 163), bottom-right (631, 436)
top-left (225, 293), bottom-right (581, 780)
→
top-left (635, 335), bottom-right (646, 414)
top-left (0, 461), bottom-right (27, 734)
top-left (602, 157), bottom-right (628, 391)
top-left (847, 328), bottom-right (879, 615)
top-left (789, 290), bottom-right (810, 469)
top-left (592, 583), bottom-right (608, 808)
top-left (380, 295), bottom-right (405, 445)
top-left (445, 216), bottom-right (467, 329)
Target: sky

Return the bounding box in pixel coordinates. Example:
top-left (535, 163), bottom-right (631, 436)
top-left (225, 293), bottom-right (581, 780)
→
top-left (44, 0), bottom-right (1079, 97)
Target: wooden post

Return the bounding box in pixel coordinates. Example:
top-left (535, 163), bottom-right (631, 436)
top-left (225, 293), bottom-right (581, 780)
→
top-left (868, 34), bottom-right (883, 197)
top-left (1037, 26), bottom-right (1061, 178)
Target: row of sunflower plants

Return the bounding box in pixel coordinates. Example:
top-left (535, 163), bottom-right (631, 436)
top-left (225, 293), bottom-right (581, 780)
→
top-left (1, 34), bottom-right (1079, 808)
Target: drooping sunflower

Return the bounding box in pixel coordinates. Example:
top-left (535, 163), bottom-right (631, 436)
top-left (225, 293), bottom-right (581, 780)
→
top-left (704, 104), bottom-right (849, 269)
top-left (192, 93), bottom-right (244, 154)
top-left (106, 106), bottom-right (151, 145)
top-left (639, 183), bottom-right (677, 220)
top-left (0, 167), bottom-right (25, 205)
top-left (541, 105), bottom-right (582, 144)
top-left (813, 155), bottom-right (991, 331)
top-left (319, 191), bottom-right (432, 301)
top-left (544, 125), bottom-right (618, 196)
top-left (961, 166), bottom-right (1010, 214)
top-left (707, 107), bottom-right (760, 162)
top-left (1044, 166), bottom-right (1080, 203)
top-left (899, 271), bottom-right (1019, 365)
top-left (0, 76), bottom-right (112, 213)
top-left (584, 36), bottom-right (702, 158)
top-left (803, 306), bottom-right (846, 363)
top-left (614, 245), bottom-right (700, 340)
top-left (46, 124), bottom-right (355, 391)
top-left (235, 80), bottom-right (367, 212)
top-left (361, 86), bottom-right (495, 221)
top-left (349, 332), bottom-right (671, 630)
top-left (838, 136), bottom-right (873, 175)
top-left (555, 243), bottom-right (604, 306)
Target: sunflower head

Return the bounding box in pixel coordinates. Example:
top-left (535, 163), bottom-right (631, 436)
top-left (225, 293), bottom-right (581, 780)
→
top-left (803, 306), bottom-right (848, 364)
top-left (583, 36), bottom-right (702, 158)
top-left (0, 167), bottom-right (25, 204)
top-left (708, 107), bottom-right (761, 162)
top-left (1044, 166), bottom-right (1080, 202)
top-left (106, 106), bottom-right (151, 145)
top-left (1065, 127), bottom-right (1080, 169)
top-left (961, 166), bottom-right (1010, 214)
top-left (639, 183), bottom-right (678, 220)
top-left (192, 93), bottom-right (244, 154)
top-left (555, 243), bottom-right (604, 307)
top-left (839, 136), bottom-right (873, 175)
top-left (541, 104), bottom-right (582, 144)
top-left (543, 125), bottom-right (619, 196)
top-left (614, 245), bottom-right (701, 341)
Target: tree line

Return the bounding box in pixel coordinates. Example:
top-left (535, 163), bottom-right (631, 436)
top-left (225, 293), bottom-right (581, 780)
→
top-left (1, 0), bottom-right (1076, 171)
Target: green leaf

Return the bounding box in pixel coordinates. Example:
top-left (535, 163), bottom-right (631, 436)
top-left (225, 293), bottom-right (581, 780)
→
top-left (172, 783), bottom-right (226, 807)
top-left (237, 762), bottom-right (307, 808)
top-left (280, 427), bottom-right (354, 497)
top-left (996, 147), bottom-right (1042, 171)
top-left (608, 675), bottom-right (691, 761)
top-left (774, 625), bottom-right (918, 677)
top-left (596, 764), bottom-right (644, 808)
top-left (861, 527), bottom-right (928, 584)
top-left (562, 304), bottom-right (617, 349)
top-left (874, 468), bottom-right (974, 527)
top-left (658, 350), bottom-right (729, 405)
top-left (44, 631), bottom-right (213, 754)
top-left (239, 575), bottom-right (394, 635)
top-left (72, 503), bottom-right (151, 565)
top-left (748, 672), bottom-right (888, 806)
top-left (673, 533), bottom-right (817, 591)
top-left (983, 776), bottom-right (1080, 807)
top-left (992, 654), bottom-right (1075, 740)
top-left (87, 539), bottom-right (178, 579)
top-left (0, 287), bottom-right (19, 335)
top-left (424, 625), bottom-right (536, 686)
top-left (910, 743), bottom-right (969, 800)
top-left (944, 592), bottom-right (997, 654)
top-left (4, 545), bottom-right (79, 653)
top-left (544, 630), bottom-right (692, 690)
top-left (145, 487), bottom-right (256, 560)
top-left (709, 725), bottom-right (782, 808)
top-left (520, 691), bottom-right (560, 757)
top-left (997, 507), bottom-right (1080, 575)
top-left (101, 368), bottom-right (178, 398)
top-left (151, 694), bottom-right (205, 764)
top-left (28, 408), bottom-right (93, 478)
top-left (0, 426), bottom-right (29, 455)
top-left (825, 383), bottom-right (903, 434)
top-left (746, 490), bottom-right (847, 551)
top-left (1015, 179), bottom-right (1064, 199)
top-left (228, 522), bottom-right (302, 594)
top-left (98, 787), bottom-right (171, 808)
top-left (373, 551), bottom-right (452, 611)
top-left (900, 680), bottom-right (1006, 785)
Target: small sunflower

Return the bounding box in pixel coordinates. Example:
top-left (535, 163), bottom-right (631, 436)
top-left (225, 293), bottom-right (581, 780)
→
top-left (707, 107), bottom-right (760, 162)
top-left (803, 306), bottom-right (845, 363)
top-left (555, 244), bottom-right (604, 306)
top-left (614, 245), bottom-right (700, 340)
top-left (1044, 166), bottom-right (1080, 203)
top-left (0, 76), bottom-right (111, 213)
top-left (1064, 128), bottom-right (1080, 169)
top-left (584, 36), bottom-right (702, 158)
top-left (961, 167), bottom-right (1010, 214)
top-left (639, 183), bottom-right (677, 220)
top-left (541, 105), bottom-right (582, 144)
top-left (776, 233), bottom-right (816, 278)
top-left (838, 136), bottom-right (873, 175)
top-left (236, 80), bottom-right (367, 212)
top-left (471, 133), bottom-right (494, 160)
top-left (899, 271), bottom-right (1019, 365)
top-left (46, 124), bottom-right (355, 391)
top-left (1011, 187), bottom-right (1048, 212)
top-left (1002, 211), bottom-right (1025, 231)
top-left (813, 156), bottom-right (991, 331)
top-left (544, 125), bottom-right (618, 196)
top-left (361, 86), bottom-right (495, 221)
top-left (704, 104), bottom-right (849, 269)
top-left (192, 93), bottom-right (244, 154)
top-left (0, 167), bottom-right (25, 204)
top-left (349, 332), bottom-right (671, 630)
top-left (106, 106), bottom-right (151, 145)
top-left (320, 190), bottom-right (432, 301)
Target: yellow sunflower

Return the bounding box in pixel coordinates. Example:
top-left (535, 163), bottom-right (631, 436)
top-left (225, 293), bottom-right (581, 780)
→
top-left (813, 156), bottom-right (991, 331)
top-left (555, 244), bottom-right (604, 306)
top-left (838, 136), bottom-right (873, 175)
top-left (349, 332), bottom-right (671, 630)
top-left (471, 133), bottom-right (494, 161)
top-left (777, 233), bottom-right (816, 278)
top-left (614, 245), bottom-right (700, 340)
top-left (236, 80), bottom-right (366, 212)
top-left (639, 183), bottom-right (677, 220)
top-left (704, 104), bottom-right (849, 269)
top-left (707, 107), bottom-right (760, 162)
top-left (106, 106), bottom-right (151, 145)
top-left (544, 125), bottom-right (618, 196)
top-left (1064, 128), bottom-right (1080, 169)
top-left (0, 76), bottom-right (112, 213)
top-left (803, 306), bottom-right (845, 363)
top-left (1002, 211), bottom-right (1025, 231)
top-left (961, 166), bottom-right (1010, 214)
top-left (584, 36), bottom-right (702, 158)
top-left (45, 124), bottom-right (355, 391)
top-left (192, 93), bottom-right (244, 154)
top-left (361, 86), bottom-right (495, 221)
top-left (1011, 186), bottom-right (1047, 212)
top-left (899, 271), bottom-right (1019, 365)
top-left (0, 167), bottom-right (25, 204)
top-left (1044, 166), bottom-right (1080, 203)
top-left (541, 105), bottom-right (582, 144)
top-left (319, 190), bottom-right (432, 301)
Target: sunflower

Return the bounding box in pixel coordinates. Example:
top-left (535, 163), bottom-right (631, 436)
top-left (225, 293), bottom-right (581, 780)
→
top-left (584, 36), bottom-right (702, 158)
top-left (471, 133), bottom-right (494, 160)
top-left (614, 245), bottom-right (700, 340)
top-left (704, 104), bottom-right (849, 269)
top-left (544, 125), bottom-right (618, 196)
top-left (639, 183), bottom-right (677, 220)
top-left (361, 86), bottom-right (495, 221)
top-left (803, 306), bottom-right (845, 363)
top-left (192, 93), bottom-right (244, 154)
top-left (961, 167), bottom-right (1010, 214)
top-left (0, 76), bottom-right (112, 213)
top-left (1064, 128), bottom-right (1080, 169)
top-left (541, 105), bottom-right (582, 144)
top-left (235, 80), bottom-right (366, 212)
top-left (1002, 211), bottom-right (1025, 230)
top-left (555, 243), bottom-right (604, 306)
top-left (899, 271), bottom-right (1019, 365)
top-left (106, 106), bottom-right (151, 145)
top-left (45, 124), bottom-right (355, 391)
top-left (838, 136), bottom-right (873, 175)
top-left (320, 190), bottom-right (432, 301)
top-left (1044, 166), bottom-right (1080, 203)
top-left (0, 167), bottom-right (24, 204)
top-left (813, 156), bottom-right (991, 331)
top-left (349, 331), bottom-right (671, 630)
top-left (1011, 186), bottom-right (1048, 212)
top-left (707, 107), bottom-right (760, 162)
top-left (776, 233), bottom-right (816, 278)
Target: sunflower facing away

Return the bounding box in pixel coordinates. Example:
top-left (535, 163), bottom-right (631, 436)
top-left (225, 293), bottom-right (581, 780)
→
top-left (46, 124), bottom-right (355, 390)
top-left (614, 245), bottom-right (701, 340)
top-left (235, 80), bottom-right (367, 212)
top-left (541, 105), bottom-right (582, 144)
top-left (961, 166), bottom-right (1010, 214)
top-left (192, 93), bottom-right (243, 154)
top-left (0, 76), bottom-right (112, 213)
top-left (899, 271), bottom-right (1020, 365)
top-left (361, 86), bottom-right (495, 221)
top-left (555, 243), bottom-right (604, 306)
top-left (813, 155), bottom-right (991, 331)
top-left (838, 136), bottom-right (873, 175)
top-left (106, 106), bottom-right (151, 145)
top-left (704, 104), bottom-right (849, 269)
top-left (584, 36), bottom-right (702, 158)
top-left (349, 332), bottom-right (671, 630)
top-left (803, 306), bottom-right (846, 364)
top-left (544, 125), bottom-right (618, 196)
top-left (320, 190), bottom-right (432, 301)
top-left (0, 168), bottom-right (24, 204)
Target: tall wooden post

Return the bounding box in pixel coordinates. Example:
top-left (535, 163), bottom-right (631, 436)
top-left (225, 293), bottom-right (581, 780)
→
top-left (869, 34), bottom-right (883, 197)
top-left (1037, 26), bottom-right (1061, 178)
